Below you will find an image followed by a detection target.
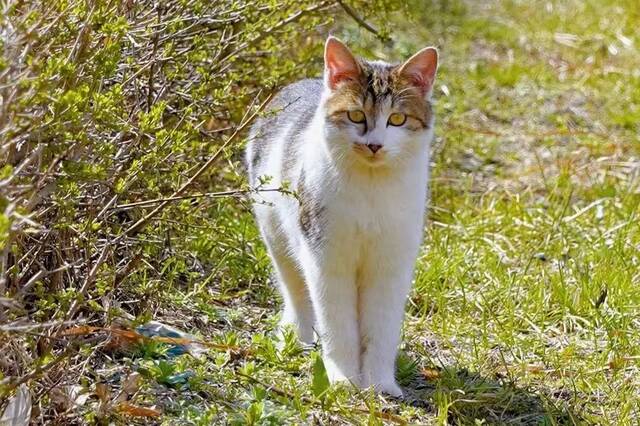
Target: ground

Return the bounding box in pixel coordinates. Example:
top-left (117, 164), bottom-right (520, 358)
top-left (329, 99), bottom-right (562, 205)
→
top-left (29, 0), bottom-right (639, 424)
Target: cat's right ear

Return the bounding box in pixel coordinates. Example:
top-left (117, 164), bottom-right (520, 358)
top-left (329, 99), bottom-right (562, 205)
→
top-left (324, 36), bottom-right (360, 90)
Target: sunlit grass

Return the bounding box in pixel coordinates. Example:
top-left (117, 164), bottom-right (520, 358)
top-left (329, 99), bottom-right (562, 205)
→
top-left (132, 0), bottom-right (639, 423)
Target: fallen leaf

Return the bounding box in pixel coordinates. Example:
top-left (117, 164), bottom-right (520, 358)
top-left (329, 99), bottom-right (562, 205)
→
top-left (115, 372), bottom-right (142, 403)
top-left (61, 326), bottom-right (144, 351)
top-left (49, 385), bottom-right (88, 411)
top-left (60, 326), bottom-right (99, 336)
top-left (108, 328), bottom-right (145, 342)
top-left (117, 402), bottom-right (161, 418)
top-left (421, 368), bottom-right (441, 380)
top-left (61, 324), bottom-right (249, 357)
top-left (104, 328), bottom-right (145, 351)
top-left (122, 372), bottom-right (141, 395)
top-left (95, 383), bottom-right (111, 405)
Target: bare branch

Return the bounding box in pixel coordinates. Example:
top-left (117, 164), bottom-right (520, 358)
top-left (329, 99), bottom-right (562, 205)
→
top-left (335, 0), bottom-right (392, 44)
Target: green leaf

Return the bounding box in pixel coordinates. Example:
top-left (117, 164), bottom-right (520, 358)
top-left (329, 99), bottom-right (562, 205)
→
top-left (0, 213), bottom-right (10, 249)
top-left (0, 164), bottom-right (12, 180)
top-left (311, 352), bottom-right (329, 399)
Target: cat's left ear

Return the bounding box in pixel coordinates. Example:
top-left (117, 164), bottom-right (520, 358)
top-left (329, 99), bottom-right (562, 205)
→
top-left (398, 47), bottom-right (438, 97)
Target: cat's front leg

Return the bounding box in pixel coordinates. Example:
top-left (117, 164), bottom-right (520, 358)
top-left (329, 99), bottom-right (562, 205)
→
top-left (359, 257), bottom-right (415, 397)
top-left (304, 262), bottom-right (361, 385)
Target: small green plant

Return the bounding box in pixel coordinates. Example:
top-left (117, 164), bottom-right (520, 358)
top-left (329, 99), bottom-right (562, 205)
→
top-left (311, 352), bottom-right (330, 400)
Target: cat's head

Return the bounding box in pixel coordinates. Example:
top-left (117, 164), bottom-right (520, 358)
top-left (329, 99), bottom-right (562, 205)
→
top-left (320, 36), bottom-right (438, 168)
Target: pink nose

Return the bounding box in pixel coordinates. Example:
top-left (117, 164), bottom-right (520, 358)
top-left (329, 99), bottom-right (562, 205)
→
top-left (367, 144), bottom-right (382, 154)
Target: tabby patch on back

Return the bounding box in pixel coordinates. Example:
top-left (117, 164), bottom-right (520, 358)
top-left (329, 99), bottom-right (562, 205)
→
top-left (246, 36), bottom-right (438, 396)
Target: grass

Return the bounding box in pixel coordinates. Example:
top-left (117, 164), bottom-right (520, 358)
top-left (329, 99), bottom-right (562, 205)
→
top-left (15, 0), bottom-right (639, 424)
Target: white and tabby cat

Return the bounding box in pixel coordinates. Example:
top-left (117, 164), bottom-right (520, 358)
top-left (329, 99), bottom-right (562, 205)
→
top-left (246, 36), bottom-right (438, 396)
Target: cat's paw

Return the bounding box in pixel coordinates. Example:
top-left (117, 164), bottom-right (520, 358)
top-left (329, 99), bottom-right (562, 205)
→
top-left (373, 381), bottom-right (403, 397)
top-left (362, 376), bottom-right (403, 397)
top-left (325, 367), bottom-right (351, 385)
top-left (324, 358), bottom-right (360, 387)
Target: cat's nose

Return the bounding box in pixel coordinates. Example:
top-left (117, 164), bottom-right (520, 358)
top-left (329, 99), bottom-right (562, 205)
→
top-left (367, 144), bottom-right (382, 154)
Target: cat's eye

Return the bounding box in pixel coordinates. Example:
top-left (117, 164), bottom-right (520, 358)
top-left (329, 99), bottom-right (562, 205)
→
top-left (347, 110), bottom-right (366, 124)
top-left (387, 113), bottom-right (406, 127)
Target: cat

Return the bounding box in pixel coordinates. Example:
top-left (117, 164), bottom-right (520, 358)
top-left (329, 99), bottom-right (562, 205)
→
top-left (246, 36), bottom-right (438, 396)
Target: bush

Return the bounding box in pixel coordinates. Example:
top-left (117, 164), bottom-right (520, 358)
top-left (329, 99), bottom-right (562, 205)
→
top-left (0, 0), bottom-right (399, 420)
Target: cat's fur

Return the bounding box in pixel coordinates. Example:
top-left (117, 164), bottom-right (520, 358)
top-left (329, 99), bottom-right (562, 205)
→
top-left (246, 37), bottom-right (438, 396)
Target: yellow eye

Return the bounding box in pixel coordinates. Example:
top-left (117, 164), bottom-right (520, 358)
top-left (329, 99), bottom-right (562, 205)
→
top-left (347, 110), bottom-right (366, 124)
top-left (388, 113), bottom-right (406, 127)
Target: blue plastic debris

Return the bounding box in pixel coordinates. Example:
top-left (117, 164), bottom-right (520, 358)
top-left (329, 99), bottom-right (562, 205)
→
top-left (164, 371), bottom-right (196, 386)
top-left (136, 321), bottom-right (206, 358)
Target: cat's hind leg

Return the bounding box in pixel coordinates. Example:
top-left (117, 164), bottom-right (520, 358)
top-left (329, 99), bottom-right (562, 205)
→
top-left (262, 229), bottom-right (315, 345)
top-left (300, 246), bottom-right (361, 386)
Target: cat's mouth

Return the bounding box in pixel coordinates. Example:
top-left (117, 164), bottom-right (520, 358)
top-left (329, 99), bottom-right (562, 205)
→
top-left (352, 143), bottom-right (385, 165)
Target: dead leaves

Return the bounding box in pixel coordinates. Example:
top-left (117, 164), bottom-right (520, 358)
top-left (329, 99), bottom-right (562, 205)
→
top-left (59, 325), bottom-right (101, 337)
top-left (117, 372), bottom-right (142, 401)
top-left (60, 325), bottom-right (144, 348)
top-left (60, 324), bottom-right (249, 357)
top-left (421, 367), bottom-right (442, 381)
top-left (116, 402), bottom-right (162, 418)
top-left (49, 385), bottom-right (90, 412)
top-left (55, 323), bottom-right (251, 420)
top-left (94, 373), bottom-right (162, 419)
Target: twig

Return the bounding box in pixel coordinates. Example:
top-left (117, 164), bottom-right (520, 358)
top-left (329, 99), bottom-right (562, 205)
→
top-left (147, 3), bottom-right (162, 112)
top-left (123, 92), bottom-right (273, 236)
top-left (1, 346), bottom-right (75, 398)
top-left (0, 319), bottom-right (82, 333)
top-left (336, 0), bottom-right (391, 43)
top-left (113, 251), bottom-right (142, 289)
top-left (63, 244), bottom-right (111, 322)
top-left (0, 145), bottom-right (43, 188)
top-left (216, 1), bottom-right (335, 68)
top-left (108, 187), bottom-right (283, 210)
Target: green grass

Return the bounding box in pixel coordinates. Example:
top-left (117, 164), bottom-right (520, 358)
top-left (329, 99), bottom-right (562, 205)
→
top-left (49, 0), bottom-right (639, 424)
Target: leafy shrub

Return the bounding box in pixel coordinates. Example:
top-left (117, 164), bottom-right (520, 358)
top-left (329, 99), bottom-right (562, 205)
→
top-left (0, 0), bottom-right (399, 420)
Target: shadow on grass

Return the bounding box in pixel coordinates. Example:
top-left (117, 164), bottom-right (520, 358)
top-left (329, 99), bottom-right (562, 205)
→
top-left (400, 366), bottom-right (581, 425)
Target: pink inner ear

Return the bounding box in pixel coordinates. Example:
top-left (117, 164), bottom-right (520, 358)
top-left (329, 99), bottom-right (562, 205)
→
top-left (325, 37), bottom-right (360, 89)
top-left (328, 69), bottom-right (358, 88)
top-left (406, 72), bottom-right (435, 94)
top-left (400, 48), bottom-right (438, 95)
